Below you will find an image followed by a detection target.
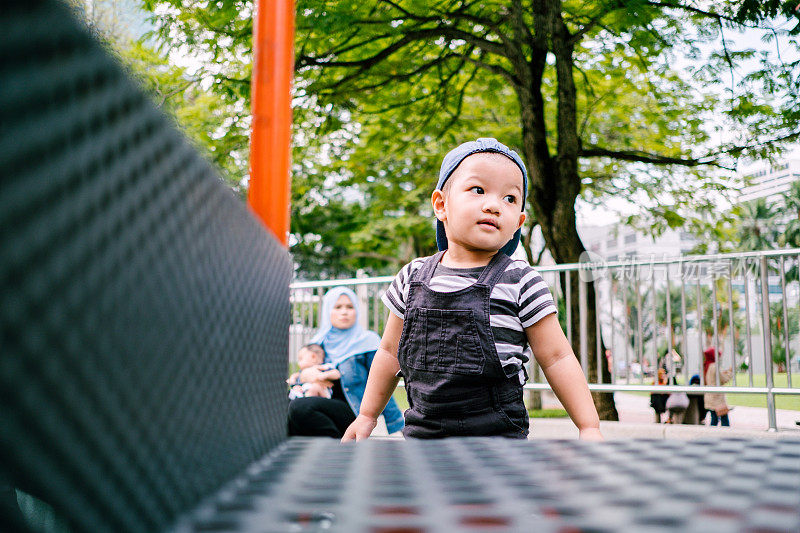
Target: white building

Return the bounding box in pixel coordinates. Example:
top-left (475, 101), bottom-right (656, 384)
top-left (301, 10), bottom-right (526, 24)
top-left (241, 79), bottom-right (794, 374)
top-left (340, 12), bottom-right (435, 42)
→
top-left (579, 223), bottom-right (697, 262)
top-left (738, 153), bottom-right (800, 205)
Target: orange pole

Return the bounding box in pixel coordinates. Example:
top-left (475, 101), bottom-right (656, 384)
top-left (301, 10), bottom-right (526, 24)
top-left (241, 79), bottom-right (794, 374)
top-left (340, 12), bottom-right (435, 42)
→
top-left (248, 0), bottom-right (295, 246)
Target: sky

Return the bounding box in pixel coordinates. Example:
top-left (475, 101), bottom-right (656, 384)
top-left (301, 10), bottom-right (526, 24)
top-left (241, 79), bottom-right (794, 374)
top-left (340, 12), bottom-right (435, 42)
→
top-left (77, 0), bottom-right (151, 40)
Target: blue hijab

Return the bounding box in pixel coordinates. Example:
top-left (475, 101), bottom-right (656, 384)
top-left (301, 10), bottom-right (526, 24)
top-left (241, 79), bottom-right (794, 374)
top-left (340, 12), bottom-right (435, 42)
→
top-left (310, 287), bottom-right (380, 368)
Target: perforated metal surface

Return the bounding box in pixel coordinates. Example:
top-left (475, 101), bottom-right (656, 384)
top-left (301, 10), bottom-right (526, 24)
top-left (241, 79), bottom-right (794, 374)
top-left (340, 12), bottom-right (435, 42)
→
top-left (1, 2), bottom-right (291, 532)
top-left (174, 438), bottom-right (800, 533)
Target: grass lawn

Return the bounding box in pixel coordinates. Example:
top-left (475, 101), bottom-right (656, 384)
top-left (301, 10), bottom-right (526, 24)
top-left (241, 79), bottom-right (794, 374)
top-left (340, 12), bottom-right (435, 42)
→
top-left (728, 373), bottom-right (800, 410)
top-left (392, 390), bottom-right (409, 411)
top-left (528, 408), bottom-right (568, 418)
top-left (624, 373), bottom-right (800, 411)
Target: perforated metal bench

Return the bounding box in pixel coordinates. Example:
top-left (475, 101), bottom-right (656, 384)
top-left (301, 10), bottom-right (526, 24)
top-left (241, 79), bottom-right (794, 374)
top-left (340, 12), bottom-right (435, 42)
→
top-left (1, 3), bottom-right (799, 532)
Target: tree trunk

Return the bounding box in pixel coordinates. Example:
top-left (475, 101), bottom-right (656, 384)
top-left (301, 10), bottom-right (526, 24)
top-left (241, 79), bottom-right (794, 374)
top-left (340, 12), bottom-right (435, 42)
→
top-left (516, 0), bottom-right (619, 420)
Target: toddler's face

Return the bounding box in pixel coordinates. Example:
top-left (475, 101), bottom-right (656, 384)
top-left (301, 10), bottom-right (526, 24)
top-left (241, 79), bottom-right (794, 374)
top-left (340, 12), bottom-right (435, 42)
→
top-left (297, 348), bottom-right (324, 369)
top-left (436, 153), bottom-right (525, 255)
top-left (330, 294), bottom-right (356, 330)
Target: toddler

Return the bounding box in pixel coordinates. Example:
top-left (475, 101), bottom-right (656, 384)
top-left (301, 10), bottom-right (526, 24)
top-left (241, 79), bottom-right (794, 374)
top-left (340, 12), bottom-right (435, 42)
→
top-left (342, 138), bottom-right (602, 440)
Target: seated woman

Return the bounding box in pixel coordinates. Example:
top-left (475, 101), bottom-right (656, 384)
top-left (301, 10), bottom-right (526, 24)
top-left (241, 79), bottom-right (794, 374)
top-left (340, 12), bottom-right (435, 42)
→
top-left (288, 287), bottom-right (405, 437)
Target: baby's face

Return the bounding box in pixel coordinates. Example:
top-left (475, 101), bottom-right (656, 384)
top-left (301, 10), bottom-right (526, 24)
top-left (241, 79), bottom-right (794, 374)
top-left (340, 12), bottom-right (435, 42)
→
top-left (436, 153), bottom-right (525, 254)
top-left (297, 348), bottom-right (324, 369)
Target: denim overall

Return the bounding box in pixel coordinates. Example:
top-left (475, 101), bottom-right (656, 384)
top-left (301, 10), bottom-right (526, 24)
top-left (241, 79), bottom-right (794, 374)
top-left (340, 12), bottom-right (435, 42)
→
top-left (398, 251), bottom-right (529, 439)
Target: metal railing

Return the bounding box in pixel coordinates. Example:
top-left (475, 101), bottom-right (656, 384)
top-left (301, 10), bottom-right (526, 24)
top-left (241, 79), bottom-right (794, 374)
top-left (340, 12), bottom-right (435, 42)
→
top-left (290, 249), bottom-right (800, 430)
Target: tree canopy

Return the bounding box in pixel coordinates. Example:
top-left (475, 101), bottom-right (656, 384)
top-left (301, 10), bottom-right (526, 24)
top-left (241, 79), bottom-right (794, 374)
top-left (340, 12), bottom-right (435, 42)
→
top-left (71, 0), bottom-right (247, 194)
top-left (141, 0), bottom-right (799, 277)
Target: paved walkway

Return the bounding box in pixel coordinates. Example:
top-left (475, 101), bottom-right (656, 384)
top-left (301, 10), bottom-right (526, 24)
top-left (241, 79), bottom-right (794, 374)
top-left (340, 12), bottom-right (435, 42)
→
top-left (531, 391), bottom-right (800, 440)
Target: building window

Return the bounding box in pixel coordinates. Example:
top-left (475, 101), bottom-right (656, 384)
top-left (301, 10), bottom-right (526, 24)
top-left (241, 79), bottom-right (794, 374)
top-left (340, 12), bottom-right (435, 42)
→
top-left (624, 233), bottom-right (636, 244)
top-left (606, 237), bottom-right (617, 249)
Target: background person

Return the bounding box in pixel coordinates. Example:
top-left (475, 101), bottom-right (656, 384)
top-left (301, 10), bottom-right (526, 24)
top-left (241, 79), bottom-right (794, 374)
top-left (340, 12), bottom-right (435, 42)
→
top-left (665, 381), bottom-right (689, 424)
top-left (287, 287), bottom-right (404, 437)
top-left (703, 347), bottom-right (732, 426)
top-left (287, 343), bottom-right (339, 399)
top-left (650, 366), bottom-right (669, 423)
top-left (682, 374), bottom-right (707, 424)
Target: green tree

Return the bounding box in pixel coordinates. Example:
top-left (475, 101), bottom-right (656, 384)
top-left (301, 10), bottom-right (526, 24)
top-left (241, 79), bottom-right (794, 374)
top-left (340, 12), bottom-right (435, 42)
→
top-left (737, 198), bottom-right (779, 251)
top-left (655, 285), bottom-right (686, 355)
top-left (698, 279), bottom-right (747, 368)
top-left (616, 283), bottom-right (689, 376)
top-left (621, 283), bottom-right (655, 377)
top-left (781, 180), bottom-right (800, 247)
top-left (139, 1), bottom-right (800, 269)
top-left (769, 301), bottom-right (799, 371)
top-left (70, 0), bottom-right (245, 192)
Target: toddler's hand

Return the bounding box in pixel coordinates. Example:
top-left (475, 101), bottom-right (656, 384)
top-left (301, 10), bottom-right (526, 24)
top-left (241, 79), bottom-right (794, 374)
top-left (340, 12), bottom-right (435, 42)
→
top-left (341, 414), bottom-right (378, 442)
top-left (579, 427), bottom-right (604, 441)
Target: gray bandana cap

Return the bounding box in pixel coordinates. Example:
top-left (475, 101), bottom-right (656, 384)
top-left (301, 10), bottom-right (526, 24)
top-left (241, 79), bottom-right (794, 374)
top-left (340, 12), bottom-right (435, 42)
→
top-left (435, 138), bottom-right (528, 256)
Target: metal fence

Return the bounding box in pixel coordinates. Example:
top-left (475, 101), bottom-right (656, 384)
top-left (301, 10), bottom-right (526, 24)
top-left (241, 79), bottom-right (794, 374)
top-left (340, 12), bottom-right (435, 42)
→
top-left (290, 249), bottom-right (800, 430)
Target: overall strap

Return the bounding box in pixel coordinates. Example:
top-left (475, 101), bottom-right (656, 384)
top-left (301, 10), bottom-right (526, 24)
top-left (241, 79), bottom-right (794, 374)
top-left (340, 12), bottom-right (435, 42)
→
top-left (476, 252), bottom-right (512, 287)
top-left (415, 250), bottom-right (446, 285)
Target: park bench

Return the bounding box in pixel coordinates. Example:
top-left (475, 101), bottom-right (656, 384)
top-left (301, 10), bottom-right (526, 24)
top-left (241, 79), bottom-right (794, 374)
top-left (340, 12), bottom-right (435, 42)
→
top-left (2, 2), bottom-right (799, 532)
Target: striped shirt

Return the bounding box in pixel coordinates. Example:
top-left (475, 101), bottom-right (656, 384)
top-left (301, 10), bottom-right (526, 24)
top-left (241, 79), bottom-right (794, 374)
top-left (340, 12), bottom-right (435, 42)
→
top-left (382, 256), bottom-right (557, 384)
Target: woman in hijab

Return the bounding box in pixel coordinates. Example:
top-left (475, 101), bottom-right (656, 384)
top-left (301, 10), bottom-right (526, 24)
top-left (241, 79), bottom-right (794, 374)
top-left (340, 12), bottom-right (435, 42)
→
top-left (287, 287), bottom-right (405, 437)
top-left (703, 347), bottom-right (732, 426)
